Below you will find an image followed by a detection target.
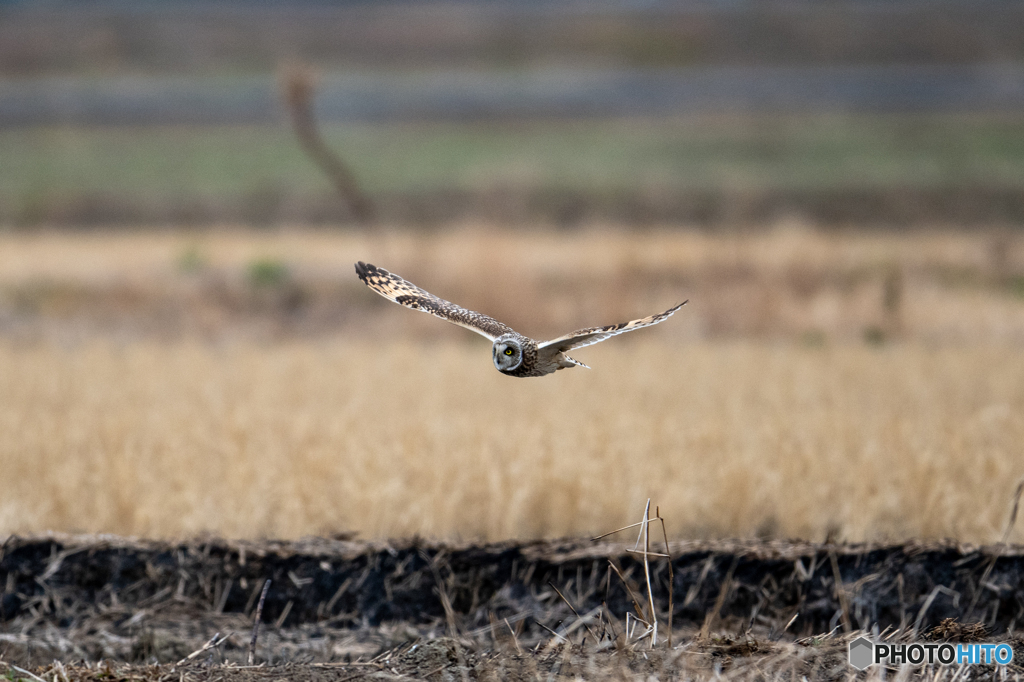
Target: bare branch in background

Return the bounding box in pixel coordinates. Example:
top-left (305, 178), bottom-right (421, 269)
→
top-left (279, 61), bottom-right (376, 225)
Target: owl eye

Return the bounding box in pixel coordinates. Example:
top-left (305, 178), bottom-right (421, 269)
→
top-left (504, 348), bottom-right (513, 356)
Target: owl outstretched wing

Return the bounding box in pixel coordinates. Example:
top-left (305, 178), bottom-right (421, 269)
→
top-left (537, 301), bottom-right (687, 354)
top-left (355, 262), bottom-right (516, 341)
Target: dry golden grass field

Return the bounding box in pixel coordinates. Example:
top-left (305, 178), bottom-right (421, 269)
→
top-left (1, 224), bottom-right (1024, 543)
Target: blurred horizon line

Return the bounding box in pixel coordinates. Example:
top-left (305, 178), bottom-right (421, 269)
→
top-left (4, 63), bottom-right (1024, 127)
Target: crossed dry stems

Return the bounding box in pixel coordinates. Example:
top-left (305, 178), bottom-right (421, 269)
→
top-left (588, 499), bottom-right (675, 649)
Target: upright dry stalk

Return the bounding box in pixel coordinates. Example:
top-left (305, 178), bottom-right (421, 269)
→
top-left (641, 499), bottom-right (657, 647)
top-left (656, 506), bottom-right (674, 647)
top-left (828, 549), bottom-right (852, 633)
top-left (1001, 478), bottom-right (1024, 544)
top-left (248, 579), bottom-right (271, 665)
top-left (700, 557), bottom-right (737, 640)
top-left (504, 617), bottom-right (523, 654)
top-left (279, 61), bottom-right (376, 225)
top-left (968, 478), bottom-right (1024, 617)
top-left (427, 552), bottom-right (460, 639)
top-left (882, 264), bottom-right (904, 339)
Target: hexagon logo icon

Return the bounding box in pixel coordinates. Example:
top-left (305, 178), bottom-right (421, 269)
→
top-left (849, 636), bottom-right (875, 670)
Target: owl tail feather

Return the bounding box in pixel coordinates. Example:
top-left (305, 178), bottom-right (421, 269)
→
top-left (562, 355), bottom-right (590, 370)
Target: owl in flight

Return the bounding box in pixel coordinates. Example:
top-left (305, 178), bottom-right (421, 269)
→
top-left (355, 262), bottom-right (686, 378)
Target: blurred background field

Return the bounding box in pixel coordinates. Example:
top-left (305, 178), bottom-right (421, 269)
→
top-left (2, 0), bottom-right (1024, 544)
top-left (8, 115), bottom-right (1024, 226)
top-left (5, 1), bottom-right (1024, 227)
top-left (2, 227), bottom-right (1024, 343)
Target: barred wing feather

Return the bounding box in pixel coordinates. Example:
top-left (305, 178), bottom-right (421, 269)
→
top-left (537, 301), bottom-right (687, 354)
top-left (355, 261), bottom-right (516, 341)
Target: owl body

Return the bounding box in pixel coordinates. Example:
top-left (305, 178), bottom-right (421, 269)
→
top-left (492, 333), bottom-right (586, 377)
top-left (355, 261), bottom-right (685, 378)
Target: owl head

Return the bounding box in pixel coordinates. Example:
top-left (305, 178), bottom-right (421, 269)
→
top-left (492, 335), bottom-right (523, 372)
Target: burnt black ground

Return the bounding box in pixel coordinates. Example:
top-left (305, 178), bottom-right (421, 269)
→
top-left (2, 535), bottom-right (1023, 635)
top-left (1, 534), bottom-right (1023, 673)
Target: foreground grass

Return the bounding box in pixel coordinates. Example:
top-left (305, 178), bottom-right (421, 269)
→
top-left (9, 633), bottom-right (1022, 682)
top-left (1, 337), bottom-right (1021, 543)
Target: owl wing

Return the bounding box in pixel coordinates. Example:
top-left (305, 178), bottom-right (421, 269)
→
top-left (537, 301), bottom-right (687, 354)
top-left (355, 262), bottom-right (516, 341)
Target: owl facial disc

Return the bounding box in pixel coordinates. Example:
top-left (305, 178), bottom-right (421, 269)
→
top-left (492, 336), bottom-right (523, 372)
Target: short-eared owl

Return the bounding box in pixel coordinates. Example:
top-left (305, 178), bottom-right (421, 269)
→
top-left (355, 261), bottom-right (686, 378)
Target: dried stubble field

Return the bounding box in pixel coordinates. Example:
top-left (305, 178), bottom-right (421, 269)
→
top-left (1, 224), bottom-right (1024, 544)
top-left (2, 337), bottom-right (1024, 543)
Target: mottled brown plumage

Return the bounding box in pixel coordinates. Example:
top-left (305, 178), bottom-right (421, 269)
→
top-left (355, 261), bottom-right (686, 377)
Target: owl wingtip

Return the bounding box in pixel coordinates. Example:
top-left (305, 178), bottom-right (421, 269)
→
top-left (354, 261), bottom-right (378, 281)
